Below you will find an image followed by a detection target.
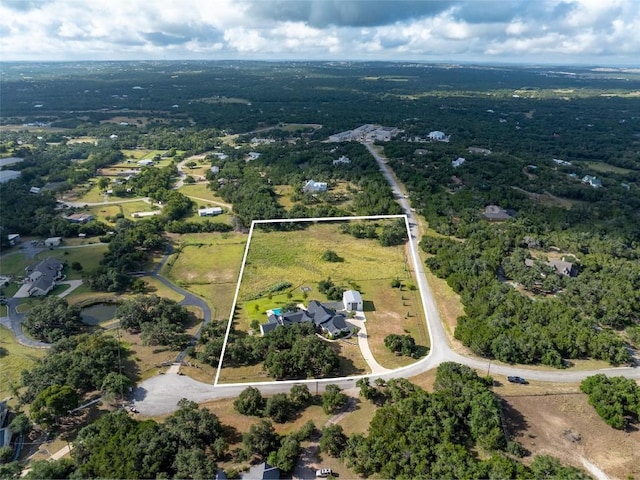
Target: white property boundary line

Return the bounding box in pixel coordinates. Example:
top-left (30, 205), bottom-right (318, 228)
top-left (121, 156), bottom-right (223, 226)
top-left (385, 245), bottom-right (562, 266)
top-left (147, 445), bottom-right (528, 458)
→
top-left (213, 214), bottom-right (415, 386)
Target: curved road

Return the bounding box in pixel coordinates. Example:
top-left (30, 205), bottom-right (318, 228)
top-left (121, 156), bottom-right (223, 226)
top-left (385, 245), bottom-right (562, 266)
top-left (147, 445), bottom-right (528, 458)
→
top-left (130, 143), bottom-right (638, 415)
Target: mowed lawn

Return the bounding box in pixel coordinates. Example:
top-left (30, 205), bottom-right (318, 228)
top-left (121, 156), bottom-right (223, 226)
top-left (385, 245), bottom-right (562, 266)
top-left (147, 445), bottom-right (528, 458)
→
top-left (240, 222), bottom-right (407, 299)
top-left (163, 232), bottom-right (247, 317)
top-left (179, 183), bottom-right (230, 205)
top-left (0, 326), bottom-right (46, 402)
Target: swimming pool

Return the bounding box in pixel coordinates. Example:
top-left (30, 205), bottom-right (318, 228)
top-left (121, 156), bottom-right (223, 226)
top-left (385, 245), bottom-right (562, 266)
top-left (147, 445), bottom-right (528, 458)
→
top-left (272, 308), bottom-right (282, 315)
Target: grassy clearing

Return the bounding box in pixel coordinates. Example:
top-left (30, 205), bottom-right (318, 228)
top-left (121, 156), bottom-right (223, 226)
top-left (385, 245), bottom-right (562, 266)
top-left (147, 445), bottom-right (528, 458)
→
top-left (0, 245), bottom-right (107, 280)
top-left (120, 201), bottom-right (159, 219)
top-left (179, 183), bottom-right (229, 204)
top-left (240, 222), bottom-right (407, 299)
top-left (360, 278), bottom-right (429, 369)
top-left (88, 204), bottom-right (122, 224)
top-left (274, 185), bottom-right (296, 210)
top-left (75, 184), bottom-right (107, 203)
top-left (0, 305), bottom-right (6, 316)
top-left (0, 326), bottom-right (46, 402)
top-left (163, 232), bottom-right (247, 317)
top-left (585, 161), bottom-right (634, 175)
top-left (120, 149), bottom-right (166, 160)
top-left (140, 277), bottom-right (185, 302)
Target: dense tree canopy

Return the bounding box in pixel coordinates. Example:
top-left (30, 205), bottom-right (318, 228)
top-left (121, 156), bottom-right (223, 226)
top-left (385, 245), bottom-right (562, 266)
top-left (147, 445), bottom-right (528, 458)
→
top-left (22, 297), bottom-right (83, 343)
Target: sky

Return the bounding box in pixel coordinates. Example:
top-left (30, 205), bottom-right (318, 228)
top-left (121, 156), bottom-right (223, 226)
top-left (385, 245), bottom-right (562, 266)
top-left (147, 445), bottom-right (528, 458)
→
top-left (1, 0), bottom-right (639, 65)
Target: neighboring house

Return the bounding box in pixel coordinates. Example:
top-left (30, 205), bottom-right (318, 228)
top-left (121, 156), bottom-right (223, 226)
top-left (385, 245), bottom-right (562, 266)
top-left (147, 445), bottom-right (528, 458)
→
top-left (0, 170), bottom-right (21, 183)
top-left (212, 152), bottom-right (228, 160)
top-left (452, 157), bottom-right (466, 168)
top-left (524, 257), bottom-right (577, 277)
top-left (247, 152), bottom-right (261, 161)
top-left (211, 166), bottom-right (220, 174)
top-left (333, 155), bottom-right (351, 165)
top-left (24, 257), bottom-right (64, 296)
top-left (582, 175), bottom-right (603, 188)
top-left (483, 205), bottom-right (512, 221)
top-left (261, 300), bottom-right (352, 338)
top-left (44, 237), bottom-right (63, 248)
top-left (198, 207), bottom-right (223, 217)
top-left (7, 233), bottom-right (20, 246)
top-left (343, 290), bottom-right (363, 311)
top-left (548, 258), bottom-right (577, 277)
top-left (65, 213), bottom-right (94, 223)
top-left (553, 158), bottom-right (572, 166)
top-left (29, 186), bottom-right (41, 194)
top-left (428, 131), bottom-right (449, 142)
top-left (138, 159), bottom-right (155, 167)
top-left (329, 131), bottom-right (353, 142)
top-left (303, 180), bottom-right (327, 193)
top-left (468, 147), bottom-right (492, 155)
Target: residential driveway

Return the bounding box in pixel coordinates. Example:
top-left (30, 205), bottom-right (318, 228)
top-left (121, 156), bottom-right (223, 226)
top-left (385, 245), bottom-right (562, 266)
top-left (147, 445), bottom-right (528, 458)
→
top-left (57, 280), bottom-right (83, 298)
top-left (348, 314), bottom-right (390, 375)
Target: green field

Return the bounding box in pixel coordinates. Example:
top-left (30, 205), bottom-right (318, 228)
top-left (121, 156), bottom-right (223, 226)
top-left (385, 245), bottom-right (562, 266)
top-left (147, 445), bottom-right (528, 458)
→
top-left (0, 326), bottom-right (46, 402)
top-left (163, 232), bottom-right (247, 317)
top-left (240, 222), bottom-right (407, 299)
top-left (0, 244), bottom-right (108, 283)
top-left (584, 161), bottom-right (634, 175)
top-left (179, 183), bottom-right (230, 205)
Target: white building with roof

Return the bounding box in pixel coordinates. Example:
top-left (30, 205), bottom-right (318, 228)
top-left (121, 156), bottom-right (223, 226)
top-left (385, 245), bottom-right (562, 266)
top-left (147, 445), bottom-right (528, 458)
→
top-left (343, 290), bottom-right (363, 312)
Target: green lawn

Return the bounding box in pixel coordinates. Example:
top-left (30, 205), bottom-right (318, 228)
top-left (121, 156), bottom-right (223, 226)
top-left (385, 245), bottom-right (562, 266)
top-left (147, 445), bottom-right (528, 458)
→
top-left (584, 161), bottom-right (634, 175)
top-left (240, 222), bottom-right (407, 299)
top-left (0, 326), bottom-right (46, 402)
top-left (179, 183), bottom-right (229, 204)
top-left (162, 232), bottom-right (247, 316)
top-left (120, 201), bottom-right (160, 219)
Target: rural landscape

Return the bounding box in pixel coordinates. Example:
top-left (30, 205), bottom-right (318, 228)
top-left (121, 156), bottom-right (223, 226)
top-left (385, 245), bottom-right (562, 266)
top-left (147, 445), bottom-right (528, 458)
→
top-left (1, 58), bottom-right (640, 479)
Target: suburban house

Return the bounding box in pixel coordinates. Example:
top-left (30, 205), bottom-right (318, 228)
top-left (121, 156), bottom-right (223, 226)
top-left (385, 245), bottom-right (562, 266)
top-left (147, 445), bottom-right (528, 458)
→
top-left (7, 234), bottom-right (20, 246)
top-left (260, 300), bottom-right (352, 338)
top-left (582, 175), bottom-right (603, 188)
top-left (343, 290), bottom-right (363, 311)
top-left (198, 207), bottom-right (223, 217)
top-left (65, 213), bottom-right (94, 223)
top-left (452, 157), bottom-right (466, 168)
top-left (332, 155), bottom-right (351, 165)
top-left (44, 237), bottom-right (63, 248)
top-left (24, 257), bottom-right (64, 296)
top-left (428, 131), bottom-right (450, 142)
top-left (483, 205), bottom-right (513, 221)
top-left (525, 257), bottom-right (577, 277)
top-left (303, 180), bottom-right (327, 193)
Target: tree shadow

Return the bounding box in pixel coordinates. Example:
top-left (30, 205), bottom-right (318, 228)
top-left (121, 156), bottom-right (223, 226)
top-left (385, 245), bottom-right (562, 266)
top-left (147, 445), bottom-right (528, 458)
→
top-left (501, 398), bottom-right (530, 440)
top-left (362, 300), bottom-right (375, 312)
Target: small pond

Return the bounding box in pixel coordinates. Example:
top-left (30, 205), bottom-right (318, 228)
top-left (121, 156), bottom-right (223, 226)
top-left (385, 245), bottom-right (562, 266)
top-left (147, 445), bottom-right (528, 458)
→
top-left (80, 303), bottom-right (118, 325)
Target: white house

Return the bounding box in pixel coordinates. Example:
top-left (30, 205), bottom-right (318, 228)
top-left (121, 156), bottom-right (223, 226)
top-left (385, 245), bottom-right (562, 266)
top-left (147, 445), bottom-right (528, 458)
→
top-left (428, 131), bottom-right (449, 142)
top-left (44, 237), bottom-right (62, 248)
top-left (211, 166), bottom-right (220, 174)
top-left (452, 157), bottom-right (466, 168)
top-left (343, 290), bottom-right (363, 312)
top-left (247, 152), bottom-right (261, 161)
top-left (303, 180), bottom-right (327, 193)
top-left (138, 159), bottom-right (155, 167)
top-left (333, 155), bottom-right (351, 165)
top-left (7, 234), bottom-right (20, 246)
top-left (198, 207), bottom-right (223, 217)
top-left (29, 186), bottom-right (41, 194)
top-left (582, 175), bottom-right (602, 188)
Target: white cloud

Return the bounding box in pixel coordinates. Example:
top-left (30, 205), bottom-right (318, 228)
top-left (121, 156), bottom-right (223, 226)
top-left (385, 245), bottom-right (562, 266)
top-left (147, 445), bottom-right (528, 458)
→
top-left (0, 0), bottom-right (638, 63)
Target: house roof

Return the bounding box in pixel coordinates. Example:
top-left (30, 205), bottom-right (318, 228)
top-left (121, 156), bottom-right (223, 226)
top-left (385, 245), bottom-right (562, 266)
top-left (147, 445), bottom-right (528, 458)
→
top-left (343, 290), bottom-right (362, 304)
top-left (483, 205), bottom-right (512, 221)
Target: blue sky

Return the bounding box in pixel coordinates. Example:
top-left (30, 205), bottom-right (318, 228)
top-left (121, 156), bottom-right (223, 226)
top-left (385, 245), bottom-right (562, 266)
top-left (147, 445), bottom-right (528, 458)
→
top-left (1, 0), bottom-right (639, 65)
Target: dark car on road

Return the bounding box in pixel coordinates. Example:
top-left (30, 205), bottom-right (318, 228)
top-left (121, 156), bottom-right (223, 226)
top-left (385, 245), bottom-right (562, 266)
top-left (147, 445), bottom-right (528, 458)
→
top-left (507, 376), bottom-right (527, 384)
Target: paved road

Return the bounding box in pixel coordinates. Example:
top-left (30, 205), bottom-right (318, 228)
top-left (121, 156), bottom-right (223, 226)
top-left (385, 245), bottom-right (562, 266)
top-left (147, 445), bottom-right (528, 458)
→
top-left (131, 143), bottom-right (640, 416)
top-left (0, 298), bottom-right (49, 348)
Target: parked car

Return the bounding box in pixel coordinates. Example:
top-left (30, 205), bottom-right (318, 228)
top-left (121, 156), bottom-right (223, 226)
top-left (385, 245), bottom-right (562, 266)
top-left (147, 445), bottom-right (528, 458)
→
top-left (507, 376), bottom-right (527, 384)
top-left (316, 468), bottom-right (332, 477)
